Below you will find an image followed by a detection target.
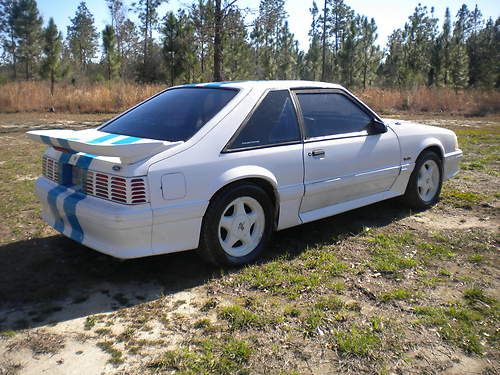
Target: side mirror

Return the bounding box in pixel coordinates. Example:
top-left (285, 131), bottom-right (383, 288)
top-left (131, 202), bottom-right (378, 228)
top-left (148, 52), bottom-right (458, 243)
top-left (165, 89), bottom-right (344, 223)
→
top-left (368, 119), bottom-right (387, 134)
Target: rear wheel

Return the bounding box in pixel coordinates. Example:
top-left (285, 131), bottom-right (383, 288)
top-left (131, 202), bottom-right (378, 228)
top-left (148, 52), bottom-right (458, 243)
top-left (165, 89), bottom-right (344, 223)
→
top-left (198, 184), bottom-right (273, 266)
top-left (403, 150), bottom-right (443, 209)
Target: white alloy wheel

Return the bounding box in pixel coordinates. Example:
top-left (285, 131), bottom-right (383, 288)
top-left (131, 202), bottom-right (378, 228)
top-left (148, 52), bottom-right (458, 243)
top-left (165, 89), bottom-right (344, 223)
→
top-left (217, 196), bottom-right (266, 257)
top-left (417, 159), bottom-right (440, 203)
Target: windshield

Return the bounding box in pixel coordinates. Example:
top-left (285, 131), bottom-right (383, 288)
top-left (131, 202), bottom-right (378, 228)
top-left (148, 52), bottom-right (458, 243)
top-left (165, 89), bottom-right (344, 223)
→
top-left (100, 87), bottom-right (239, 142)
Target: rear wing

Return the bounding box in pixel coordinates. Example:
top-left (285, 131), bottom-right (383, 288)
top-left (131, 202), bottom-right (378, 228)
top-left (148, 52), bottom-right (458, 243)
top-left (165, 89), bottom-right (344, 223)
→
top-left (27, 129), bottom-right (182, 164)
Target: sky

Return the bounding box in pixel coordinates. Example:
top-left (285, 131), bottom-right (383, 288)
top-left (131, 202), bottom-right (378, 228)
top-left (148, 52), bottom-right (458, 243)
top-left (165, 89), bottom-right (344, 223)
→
top-left (38, 0), bottom-right (499, 51)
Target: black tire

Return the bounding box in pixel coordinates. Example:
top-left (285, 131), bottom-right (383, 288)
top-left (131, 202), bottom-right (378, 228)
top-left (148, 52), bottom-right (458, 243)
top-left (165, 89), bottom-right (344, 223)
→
top-left (403, 150), bottom-right (443, 209)
top-left (198, 183), bottom-right (274, 266)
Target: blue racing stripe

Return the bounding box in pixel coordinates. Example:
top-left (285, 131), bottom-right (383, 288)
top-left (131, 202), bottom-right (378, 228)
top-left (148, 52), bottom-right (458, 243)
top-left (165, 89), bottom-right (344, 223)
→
top-left (63, 192), bottom-right (86, 243)
top-left (40, 135), bottom-right (54, 146)
top-left (58, 138), bottom-right (71, 149)
top-left (204, 82), bottom-right (224, 87)
top-left (47, 185), bottom-right (67, 233)
top-left (111, 136), bottom-right (142, 145)
top-left (88, 133), bottom-right (120, 144)
top-left (75, 153), bottom-right (95, 169)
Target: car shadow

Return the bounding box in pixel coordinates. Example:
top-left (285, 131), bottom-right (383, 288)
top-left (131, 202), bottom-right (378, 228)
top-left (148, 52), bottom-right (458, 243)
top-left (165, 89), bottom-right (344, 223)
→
top-left (0, 198), bottom-right (413, 331)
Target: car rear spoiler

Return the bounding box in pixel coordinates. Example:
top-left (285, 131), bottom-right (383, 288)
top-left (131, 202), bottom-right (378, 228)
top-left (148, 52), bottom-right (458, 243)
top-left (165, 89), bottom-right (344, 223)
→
top-left (26, 129), bottom-right (182, 164)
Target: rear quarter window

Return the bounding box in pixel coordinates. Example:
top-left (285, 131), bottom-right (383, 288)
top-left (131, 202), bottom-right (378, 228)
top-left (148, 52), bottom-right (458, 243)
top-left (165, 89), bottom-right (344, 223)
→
top-left (100, 87), bottom-right (238, 142)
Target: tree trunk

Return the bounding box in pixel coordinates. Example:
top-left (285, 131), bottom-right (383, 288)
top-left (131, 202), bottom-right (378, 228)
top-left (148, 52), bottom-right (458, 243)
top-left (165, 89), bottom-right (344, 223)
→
top-left (213, 0), bottom-right (223, 82)
top-left (321, 0), bottom-right (327, 81)
top-left (50, 70), bottom-right (55, 96)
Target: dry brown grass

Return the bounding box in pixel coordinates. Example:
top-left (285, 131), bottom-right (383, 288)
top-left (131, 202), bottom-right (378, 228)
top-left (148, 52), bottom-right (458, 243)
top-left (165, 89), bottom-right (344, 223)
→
top-left (357, 86), bottom-right (500, 116)
top-left (0, 81), bottom-right (499, 115)
top-left (0, 81), bottom-right (164, 113)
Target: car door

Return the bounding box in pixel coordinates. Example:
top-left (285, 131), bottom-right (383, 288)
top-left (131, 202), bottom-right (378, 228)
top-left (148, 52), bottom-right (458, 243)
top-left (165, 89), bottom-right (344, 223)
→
top-left (294, 89), bottom-right (401, 217)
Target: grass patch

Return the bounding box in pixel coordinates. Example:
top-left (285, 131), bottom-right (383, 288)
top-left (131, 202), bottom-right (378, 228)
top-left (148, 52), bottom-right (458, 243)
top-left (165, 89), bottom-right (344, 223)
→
top-left (463, 286), bottom-right (496, 306)
top-left (468, 254), bottom-right (484, 263)
top-left (84, 315), bottom-right (98, 330)
top-left (229, 245), bottom-right (347, 300)
top-left (379, 288), bottom-right (412, 302)
top-left (367, 233), bottom-right (418, 273)
top-left (302, 308), bottom-right (325, 336)
top-left (418, 242), bottom-right (456, 259)
top-left (97, 341), bottom-right (124, 365)
top-left (193, 318), bottom-right (213, 330)
top-left (413, 289), bottom-right (498, 356)
top-left (147, 336), bottom-right (251, 375)
top-left (441, 188), bottom-right (486, 208)
top-left (334, 324), bottom-right (380, 357)
top-left (218, 304), bottom-right (270, 330)
top-left (0, 329), bottom-right (16, 338)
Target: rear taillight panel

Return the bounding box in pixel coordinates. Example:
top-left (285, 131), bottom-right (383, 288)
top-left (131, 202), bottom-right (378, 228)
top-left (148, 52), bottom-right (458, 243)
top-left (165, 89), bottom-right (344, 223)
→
top-left (42, 156), bottom-right (149, 205)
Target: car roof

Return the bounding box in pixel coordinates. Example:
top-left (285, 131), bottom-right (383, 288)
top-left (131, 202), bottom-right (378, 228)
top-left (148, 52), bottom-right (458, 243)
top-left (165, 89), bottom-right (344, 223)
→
top-left (177, 80), bottom-right (344, 91)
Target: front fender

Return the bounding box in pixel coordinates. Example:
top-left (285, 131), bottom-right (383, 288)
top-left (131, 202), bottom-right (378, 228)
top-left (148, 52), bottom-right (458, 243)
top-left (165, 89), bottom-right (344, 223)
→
top-left (413, 137), bottom-right (445, 159)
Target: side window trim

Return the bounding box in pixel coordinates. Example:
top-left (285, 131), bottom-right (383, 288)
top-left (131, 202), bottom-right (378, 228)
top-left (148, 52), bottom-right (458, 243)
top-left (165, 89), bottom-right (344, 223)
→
top-left (222, 89), bottom-right (302, 153)
top-left (291, 88), bottom-right (378, 141)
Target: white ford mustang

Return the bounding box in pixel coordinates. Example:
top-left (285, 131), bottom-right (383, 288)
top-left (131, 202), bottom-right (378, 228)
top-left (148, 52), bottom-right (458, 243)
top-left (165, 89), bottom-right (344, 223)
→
top-left (28, 81), bottom-right (463, 265)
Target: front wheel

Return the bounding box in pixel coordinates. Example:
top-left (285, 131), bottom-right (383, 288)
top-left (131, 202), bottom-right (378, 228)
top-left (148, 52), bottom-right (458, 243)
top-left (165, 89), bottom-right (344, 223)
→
top-left (198, 184), bottom-right (274, 266)
top-left (403, 150), bottom-right (443, 209)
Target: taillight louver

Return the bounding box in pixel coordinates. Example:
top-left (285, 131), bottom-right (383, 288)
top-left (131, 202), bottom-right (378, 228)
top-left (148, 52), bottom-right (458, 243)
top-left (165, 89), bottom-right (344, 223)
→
top-left (42, 156), bottom-right (149, 205)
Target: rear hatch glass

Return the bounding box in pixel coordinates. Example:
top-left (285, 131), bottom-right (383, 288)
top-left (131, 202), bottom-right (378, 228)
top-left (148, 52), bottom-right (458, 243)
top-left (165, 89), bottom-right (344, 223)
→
top-left (100, 87), bottom-right (238, 142)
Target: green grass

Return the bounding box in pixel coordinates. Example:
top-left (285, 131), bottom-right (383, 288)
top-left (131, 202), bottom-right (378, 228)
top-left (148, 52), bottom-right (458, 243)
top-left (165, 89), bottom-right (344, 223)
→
top-left (218, 304), bottom-right (270, 331)
top-left (468, 254), bottom-right (484, 263)
top-left (367, 233), bottom-right (418, 273)
top-left (302, 308), bottom-right (325, 336)
top-left (441, 188), bottom-right (486, 208)
top-left (334, 324), bottom-right (380, 357)
top-left (147, 336), bottom-right (251, 375)
top-left (230, 250), bottom-right (347, 299)
top-left (414, 288), bottom-right (498, 355)
top-left (463, 286), bottom-right (497, 306)
top-left (97, 341), bottom-right (124, 365)
top-left (418, 242), bottom-right (456, 259)
top-left (84, 315), bottom-right (98, 330)
top-left (379, 288), bottom-right (413, 302)
top-left (0, 329), bottom-right (16, 338)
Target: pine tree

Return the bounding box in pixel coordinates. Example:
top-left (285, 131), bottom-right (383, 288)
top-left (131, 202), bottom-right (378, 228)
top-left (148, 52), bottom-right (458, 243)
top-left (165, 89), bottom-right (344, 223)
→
top-left (358, 17), bottom-right (381, 88)
top-left (132, 0), bottom-right (165, 82)
top-left (467, 5), bottom-right (483, 87)
top-left (102, 25), bottom-right (120, 80)
top-left (381, 29), bottom-right (405, 86)
top-left (277, 20), bottom-right (297, 79)
top-left (0, 0), bottom-right (17, 78)
top-left (189, 0), bottom-right (213, 81)
top-left (12, 0), bottom-right (42, 79)
top-left (338, 16), bottom-right (358, 87)
top-left (435, 8), bottom-right (452, 86)
top-left (329, 0), bottom-right (354, 81)
top-left (105, 0), bottom-right (127, 77)
top-left (450, 5), bottom-right (470, 89)
top-left (251, 0), bottom-right (288, 79)
top-left (119, 19), bottom-right (140, 80)
top-left (67, 1), bottom-right (98, 73)
top-left (223, 6), bottom-right (251, 80)
top-left (471, 17), bottom-right (499, 88)
top-left (41, 17), bottom-right (62, 95)
top-left (305, 1), bottom-right (322, 80)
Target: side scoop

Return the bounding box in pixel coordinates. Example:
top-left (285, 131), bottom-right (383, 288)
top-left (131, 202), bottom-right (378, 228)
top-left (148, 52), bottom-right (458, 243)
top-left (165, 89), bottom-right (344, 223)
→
top-left (27, 128), bottom-right (182, 165)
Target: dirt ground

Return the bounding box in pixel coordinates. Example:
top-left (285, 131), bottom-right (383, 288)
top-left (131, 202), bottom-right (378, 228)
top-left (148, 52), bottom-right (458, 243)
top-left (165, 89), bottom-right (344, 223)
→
top-left (0, 113), bottom-right (498, 375)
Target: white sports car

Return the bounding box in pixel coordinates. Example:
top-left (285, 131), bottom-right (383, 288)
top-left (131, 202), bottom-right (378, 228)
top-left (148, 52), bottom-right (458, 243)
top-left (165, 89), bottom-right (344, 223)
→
top-left (28, 81), bottom-right (463, 265)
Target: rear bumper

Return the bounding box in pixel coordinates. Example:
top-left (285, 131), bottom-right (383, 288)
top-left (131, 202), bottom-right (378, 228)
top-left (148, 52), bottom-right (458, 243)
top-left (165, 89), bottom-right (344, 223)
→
top-left (36, 177), bottom-right (153, 259)
top-left (443, 149), bottom-right (463, 180)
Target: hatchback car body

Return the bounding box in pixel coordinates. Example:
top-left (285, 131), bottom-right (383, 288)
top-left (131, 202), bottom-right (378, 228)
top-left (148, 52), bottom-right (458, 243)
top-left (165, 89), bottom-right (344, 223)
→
top-left (28, 81), bottom-right (463, 265)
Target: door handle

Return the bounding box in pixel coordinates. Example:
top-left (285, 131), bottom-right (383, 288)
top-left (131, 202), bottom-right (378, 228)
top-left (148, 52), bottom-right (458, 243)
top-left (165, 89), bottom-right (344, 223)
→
top-left (308, 149), bottom-right (325, 157)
